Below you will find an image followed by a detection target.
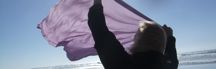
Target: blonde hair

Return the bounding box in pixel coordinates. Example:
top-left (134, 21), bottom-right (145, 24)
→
top-left (130, 21), bottom-right (167, 54)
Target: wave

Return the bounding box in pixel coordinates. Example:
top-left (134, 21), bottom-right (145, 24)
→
top-left (33, 49), bottom-right (216, 69)
top-left (179, 49), bottom-right (216, 65)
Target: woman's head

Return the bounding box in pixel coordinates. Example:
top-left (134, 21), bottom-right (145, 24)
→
top-left (130, 21), bottom-right (167, 55)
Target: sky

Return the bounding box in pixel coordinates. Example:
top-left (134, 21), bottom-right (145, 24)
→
top-left (0, 0), bottom-right (216, 69)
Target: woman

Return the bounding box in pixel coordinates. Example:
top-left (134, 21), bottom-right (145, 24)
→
top-left (88, 0), bottom-right (178, 69)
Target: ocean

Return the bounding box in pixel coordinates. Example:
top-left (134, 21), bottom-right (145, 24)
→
top-left (179, 64), bottom-right (216, 69)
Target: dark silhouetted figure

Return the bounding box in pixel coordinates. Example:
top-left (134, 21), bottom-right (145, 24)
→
top-left (88, 0), bottom-right (178, 69)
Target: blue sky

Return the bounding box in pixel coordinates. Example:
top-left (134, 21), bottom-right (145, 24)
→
top-left (0, 0), bottom-right (216, 69)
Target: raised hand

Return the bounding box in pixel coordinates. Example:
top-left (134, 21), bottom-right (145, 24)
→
top-left (162, 24), bottom-right (173, 37)
top-left (94, 0), bottom-right (102, 4)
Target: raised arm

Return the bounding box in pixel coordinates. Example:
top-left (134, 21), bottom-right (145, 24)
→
top-left (163, 25), bottom-right (179, 69)
top-left (88, 0), bottom-right (132, 69)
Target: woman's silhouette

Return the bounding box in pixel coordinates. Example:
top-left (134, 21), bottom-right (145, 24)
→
top-left (88, 0), bottom-right (178, 69)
